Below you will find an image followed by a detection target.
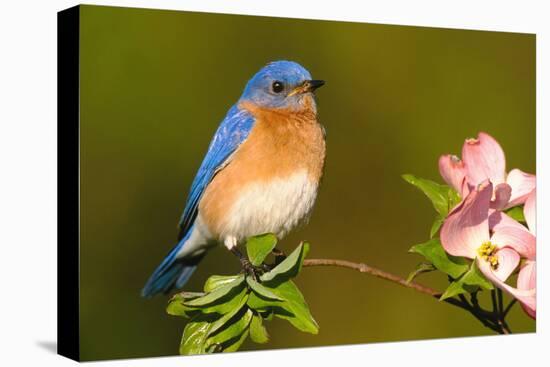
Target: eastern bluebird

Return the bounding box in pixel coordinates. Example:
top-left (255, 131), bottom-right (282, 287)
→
top-left (142, 60), bottom-right (326, 297)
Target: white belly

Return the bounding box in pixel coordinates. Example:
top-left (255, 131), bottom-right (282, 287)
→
top-left (221, 169), bottom-right (319, 243)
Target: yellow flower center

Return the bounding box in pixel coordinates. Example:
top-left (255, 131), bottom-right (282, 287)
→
top-left (477, 241), bottom-right (499, 270)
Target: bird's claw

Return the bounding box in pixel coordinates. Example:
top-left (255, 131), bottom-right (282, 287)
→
top-left (239, 258), bottom-right (265, 281)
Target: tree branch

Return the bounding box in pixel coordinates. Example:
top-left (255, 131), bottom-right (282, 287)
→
top-left (303, 258), bottom-right (441, 297)
top-left (302, 258), bottom-right (512, 334)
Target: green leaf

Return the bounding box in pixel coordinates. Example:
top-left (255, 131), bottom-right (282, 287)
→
top-left (246, 277), bottom-right (283, 301)
top-left (177, 239), bottom-right (320, 354)
top-left (207, 309), bottom-right (253, 349)
top-left (402, 174), bottom-right (459, 216)
top-left (505, 206), bottom-right (526, 223)
top-left (260, 309), bottom-right (275, 321)
top-left (406, 262), bottom-right (436, 283)
top-left (448, 187), bottom-right (462, 208)
top-left (247, 282), bottom-right (318, 333)
top-left (440, 261), bottom-right (494, 301)
top-left (180, 293), bottom-right (250, 355)
top-left (247, 291), bottom-right (275, 312)
top-left (205, 343), bottom-right (223, 353)
top-left (208, 292), bottom-right (249, 336)
top-left (222, 329), bottom-right (249, 353)
top-left (200, 287), bottom-right (248, 315)
top-left (409, 238), bottom-right (469, 279)
top-left (265, 280), bottom-right (318, 334)
top-left (249, 314), bottom-right (269, 344)
top-left (430, 216), bottom-right (444, 238)
top-left (260, 242), bottom-right (310, 282)
top-left (167, 292), bottom-right (204, 318)
top-left (204, 275), bottom-right (241, 293)
top-left (179, 316), bottom-right (214, 355)
top-left (185, 275), bottom-right (245, 307)
top-left (246, 233), bottom-right (278, 266)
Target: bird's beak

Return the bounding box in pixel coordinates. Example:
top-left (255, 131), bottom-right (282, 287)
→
top-left (304, 79), bottom-right (325, 92)
top-left (288, 79), bottom-right (325, 96)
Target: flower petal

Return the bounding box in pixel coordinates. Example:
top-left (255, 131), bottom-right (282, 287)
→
top-left (440, 180), bottom-right (492, 258)
top-left (491, 183), bottom-right (512, 210)
top-left (489, 211), bottom-right (536, 260)
top-left (491, 247), bottom-right (519, 282)
top-left (518, 261), bottom-right (536, 290)
top-left (438, 154), bottom-right (467, 196)
top-left (489, 209), bottom-right (524, 229)
top-left (477, 259), bottom-right (536, 317)
top-left (462, 132), bottom-right (506, 186)
top-left (517, 261), bottom-right (536, 319)
top-left (524, 189), bottom-right (536, 235)
top-left (505, 169), bottom-right (536, 208)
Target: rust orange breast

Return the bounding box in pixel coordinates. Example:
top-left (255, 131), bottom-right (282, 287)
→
top-left (198, 100), bottom-right (326, 238)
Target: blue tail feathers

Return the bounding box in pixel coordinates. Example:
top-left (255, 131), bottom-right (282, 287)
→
top-left (141, 227), bottom-right (204, 298)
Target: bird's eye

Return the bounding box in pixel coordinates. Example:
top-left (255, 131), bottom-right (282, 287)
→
top-left (272, 81), bottom-right (284, 93)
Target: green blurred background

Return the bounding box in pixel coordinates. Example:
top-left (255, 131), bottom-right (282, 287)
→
top-left (78, 5), bottom-right (535, 361)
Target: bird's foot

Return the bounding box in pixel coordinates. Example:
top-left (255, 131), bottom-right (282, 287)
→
top-left (230, 246), bottom-right (265, 281)
top-left (239, 258), bottom-right (265, 281)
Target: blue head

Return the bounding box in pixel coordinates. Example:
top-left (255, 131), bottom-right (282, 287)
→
top-left (239, 60), bottom-right (324, 111)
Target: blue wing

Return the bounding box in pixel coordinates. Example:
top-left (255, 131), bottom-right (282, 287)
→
top-left (178, 104), bottom-right (256, 239)
top-left (141, 104), bottom-right (255, 297)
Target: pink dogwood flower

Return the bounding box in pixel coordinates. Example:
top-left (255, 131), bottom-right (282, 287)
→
top-left (440, 180), bottom-right (536, 317)
top-left (516, 189), bottom-right (536, 319)
top-left (439, 132), bottom-right (535, 209)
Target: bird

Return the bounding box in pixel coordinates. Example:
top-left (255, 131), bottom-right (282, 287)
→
top-left (142, 60), bottom-right (326, 298)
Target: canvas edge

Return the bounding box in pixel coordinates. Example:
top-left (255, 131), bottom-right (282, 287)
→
top-left (57, 4), bottom-right (81, 362)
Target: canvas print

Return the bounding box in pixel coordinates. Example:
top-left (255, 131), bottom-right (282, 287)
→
top-left (58, 4), bottom-right (536, 361)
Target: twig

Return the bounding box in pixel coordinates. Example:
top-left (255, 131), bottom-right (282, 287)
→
top-left (458, 294), bottom-right (500, 334)
top-left (491, 289), bottom-right (498, 316)
top-left (303, 258), bottom-right (440, 298)
top-left (496, 289), bottom-right (511, 334)
top-left (497, 289), bottom-right (504, 315)
top-left (303, 258), bottom-right (513, 334)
